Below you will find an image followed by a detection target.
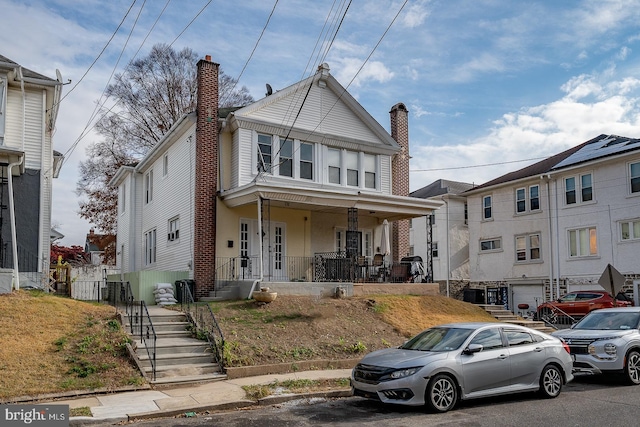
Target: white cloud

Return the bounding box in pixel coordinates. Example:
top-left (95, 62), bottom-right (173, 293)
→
top-left (401, 0), bottom-right (431, 28)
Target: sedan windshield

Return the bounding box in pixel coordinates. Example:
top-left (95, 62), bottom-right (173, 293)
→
top-left (400, 327), bottom-right (474, 352)
top-left (574, 312), bottom-right (640, 330)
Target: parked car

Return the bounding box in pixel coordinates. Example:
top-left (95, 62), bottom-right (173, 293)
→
top-left (351, 323), bottom-right (574, 413)
top-left (552, 307), bottom-right (640, 384)
top-left (536, 290), bottom-right (632, 321)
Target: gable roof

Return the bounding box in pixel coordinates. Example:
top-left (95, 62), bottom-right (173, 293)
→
top-left (0, 54), bottom-right (55, 81)
top-left (226, 63), bottom-right (400, 155)
top-left (411, 179), bottom-right (474, 199)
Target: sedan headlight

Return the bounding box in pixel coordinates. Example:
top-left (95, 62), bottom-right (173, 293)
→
top-left (389, 367), bottom-right (421, 379)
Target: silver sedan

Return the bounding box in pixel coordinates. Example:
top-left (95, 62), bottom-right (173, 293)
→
top-left (351, 322), bottom-right (574, 413)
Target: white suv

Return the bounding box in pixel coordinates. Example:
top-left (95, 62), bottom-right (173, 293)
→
top-left (552, 307), bottom-right (640, 384)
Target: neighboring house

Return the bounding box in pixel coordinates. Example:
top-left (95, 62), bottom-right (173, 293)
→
top-left (410, 179), bottom-right (473, 295)
top-left (464, 134), bottom-right (640, 312)
top-left (110, 57), bottom-right (441, 300)
top-left (0, 54), bottom-right (64, 292)
top-left (84, 228), bottom-right (112, 265)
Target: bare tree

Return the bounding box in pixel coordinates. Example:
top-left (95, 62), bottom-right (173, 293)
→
top-left (76, 44), bottom-right (254, 259)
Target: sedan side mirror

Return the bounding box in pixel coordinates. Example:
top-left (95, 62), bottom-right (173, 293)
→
top-left (463, 343), bottom-right (483, 355)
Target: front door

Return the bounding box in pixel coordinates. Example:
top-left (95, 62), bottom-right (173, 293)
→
top-left (240, 219), bottom-right (287, 280)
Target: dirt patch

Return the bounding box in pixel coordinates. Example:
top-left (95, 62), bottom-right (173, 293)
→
top-left (210, 294), bottom-right (497, 368)
top-left (212, 296), bottom-right (407, 367)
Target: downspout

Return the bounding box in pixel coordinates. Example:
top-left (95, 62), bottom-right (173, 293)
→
top-left (543, 174), bottom-right (554, 300)
top-left (247, 195), bottom-right (264, 299)
top-left (554, 178), bottom-right (561, 299)
top-left (8, 158), bottom-right (23, 290)
top-left (441, 196), bottom-right (450, 298)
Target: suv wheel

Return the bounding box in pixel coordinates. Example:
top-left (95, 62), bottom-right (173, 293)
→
top-left (624, 350), bottom-right (640, 385)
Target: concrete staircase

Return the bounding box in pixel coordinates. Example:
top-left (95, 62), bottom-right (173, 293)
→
top-left (127, 305), bottom-right (226, 386)
top-left (478, 304), bottom-right (556, 334)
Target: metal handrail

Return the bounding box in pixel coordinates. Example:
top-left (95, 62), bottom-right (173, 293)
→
top-left (139, 300), bottom-right (157, 381)
top-left (178, 280), bottom-right (225, 373)
top-left (537, 304), bottom-right (577, 329)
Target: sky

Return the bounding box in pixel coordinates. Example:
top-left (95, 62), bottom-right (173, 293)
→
top-left (2, 0), bottom-right (640, 247)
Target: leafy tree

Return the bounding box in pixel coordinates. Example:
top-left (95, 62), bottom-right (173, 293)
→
top-left (76, 44), bottom-right (254, 262)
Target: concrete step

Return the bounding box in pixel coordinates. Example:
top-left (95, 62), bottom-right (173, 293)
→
top-left (138, 352), bottom-right (214, 368)
top-left (150, 321), bottom-right (191, 332)
top-left (137, 337), bottom-right (211, 355)
top-left (151, 372), bottom-right (227, 386)
top-left (144, 362), bottom-right (222, 379)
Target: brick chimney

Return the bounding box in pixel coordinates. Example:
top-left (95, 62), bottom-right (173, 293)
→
top-left (390, 103), bottom-right (410, 261)
top-left (193, 55), bottom-right (219, 299)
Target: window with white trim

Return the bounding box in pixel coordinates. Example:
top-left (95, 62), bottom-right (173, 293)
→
top-left (168, 217), bottom-right (179, 242)
top-left (516, 185), bottom-right (540, 213)
top-left (257, 133), bottom-right (272, 173)
top-left (364, 154), bottom-right (376, 189)
top-left (346, 151), bottom-right (358, 187)
top-left (163, 153), bottom-right (168, 177)
top-left (300, 142), bottom-right (313, 180)
top-left (145, 170), bottom-right (153, 204)
top-left (482, 195), bottom-right (492, 220)
top-left (120, 183), bottom-right (126, 213)
top-left (432, 242), bottom-right (439, 258)
top-left (278, 138), bottom-right (293, 177)
top-left (515, 233), bottom-right (540, 262)
top-left (568, 227), bottom-right (597, 257)
top-left (480, 238), bottom-right (501, 252)
top-left (630, 161), bottom-right (640, 194)
top-left (565, 173), bottom-right (593, 205)
top-left (144, 229), bottom-right (156, 265)
top-left (328, 148), bottom-right (340, 184)
top-left (621, 219), bottom-right (640, 241)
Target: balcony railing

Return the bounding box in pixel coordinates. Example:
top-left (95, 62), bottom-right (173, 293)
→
top-left (215, 254), bottom-right (427, 284)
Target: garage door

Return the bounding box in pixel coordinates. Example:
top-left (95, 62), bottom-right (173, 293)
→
top-left (511, 284), bottom-right (545, 318)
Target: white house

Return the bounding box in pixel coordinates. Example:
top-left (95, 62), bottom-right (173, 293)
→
top-left (110, 57), bottom-right (442, 301)
top-left (410, 179), bottom-right (473, 296)
top-left (464, 134), bottom-right (640, 312)
top-left (0, 54), bottom-right (64, 292)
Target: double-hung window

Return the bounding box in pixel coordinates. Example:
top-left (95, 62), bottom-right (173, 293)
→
top-left (621, 219), bottom-right (640, 241)
top-left (168, 217), bottom-right (179, 242)
top-left (328, 148), bottom-right (341, 184)
top-left (364, 154), bottom-right (376, 189)
top-left (516, 185), bottom-right (540, 213)
top-left (257, 134), bottom-right (272, 173)
top-left (568, 227), bottom-right (597, 257)
top-left (346, 151), bottom-right (358, 187)
top-left (516, 233), bottom-right (540, 262)
top-left (631, 161), bottom-right (640, 194)
top-left (144, 229), bottom-right (157, 265)
top-left (278, 138), bottom-right (293, 177)
top-left (163, 153), bottom-right (169, 177)
top-left (145, 170), bottom-right (153, 204)
top-left (300, 142), bottom-right (313, 180)
top-left (565, 173), bottom-right (593, 205)
top-left (483, 195), bottom-right (492, 220)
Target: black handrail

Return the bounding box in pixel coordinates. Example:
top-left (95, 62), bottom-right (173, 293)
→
top-left (536, 304), bottom-right (577, 329)
top-left (178, 280), bottom-right (226, 373)
top-left (139, 300), bottom-right (157, 381)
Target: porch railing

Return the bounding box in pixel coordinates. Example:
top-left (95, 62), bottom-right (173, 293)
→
top-left (214, 254), bottom-right (427, 284)
top-left (536, 305), bottom-right (577, 330)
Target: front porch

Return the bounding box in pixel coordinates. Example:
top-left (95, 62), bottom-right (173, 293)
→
top-left (215, 253), bottom-right (427, 285)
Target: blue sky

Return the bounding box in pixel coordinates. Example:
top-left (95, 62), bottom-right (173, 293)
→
top-left (2, 0), bottom-right (640, 246)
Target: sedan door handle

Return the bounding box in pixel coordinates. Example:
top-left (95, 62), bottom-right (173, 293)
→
top-left (534, 347), bottom-right (543, 352)
top-left (498, 354), bottom-right (508, 360)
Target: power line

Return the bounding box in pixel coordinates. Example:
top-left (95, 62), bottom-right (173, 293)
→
top-left (410, 156), bottom-right (548, 172)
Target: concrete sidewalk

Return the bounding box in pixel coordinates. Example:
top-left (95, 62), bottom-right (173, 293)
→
top-left (55, 369), bottom-right (353, 426)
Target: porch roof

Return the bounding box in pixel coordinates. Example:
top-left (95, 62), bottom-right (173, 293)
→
top-left (220, 182), bottom-right (443, 221)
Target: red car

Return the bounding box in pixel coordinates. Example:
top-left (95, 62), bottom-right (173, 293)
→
top-left (536, 290), bottom-right (633, 320)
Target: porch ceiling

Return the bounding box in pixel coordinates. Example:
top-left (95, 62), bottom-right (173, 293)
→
top-left (220, 182), bottom-right (443, 221)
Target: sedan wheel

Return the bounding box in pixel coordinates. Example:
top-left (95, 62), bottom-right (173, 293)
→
top-left (425, 374), bottom-right (457, 413)
top-left (539, 364), bottom-right (562, 398)
top-left (624, 350), bottom-right (640, 385)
